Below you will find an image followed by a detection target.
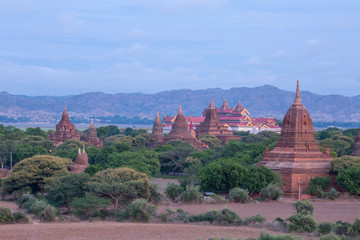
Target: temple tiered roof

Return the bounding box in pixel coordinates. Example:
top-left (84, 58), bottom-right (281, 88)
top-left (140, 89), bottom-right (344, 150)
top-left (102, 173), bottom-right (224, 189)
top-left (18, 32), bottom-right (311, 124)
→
top-left (81, 120), bottom-right (103, 148)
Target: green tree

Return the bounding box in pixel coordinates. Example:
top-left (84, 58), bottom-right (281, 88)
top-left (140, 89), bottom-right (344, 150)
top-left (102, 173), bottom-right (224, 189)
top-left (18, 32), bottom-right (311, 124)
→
top-left (198, 158), bottom-right (248, 193)
top-left (46, 173), bottom-right (90, 212)
top-left (244, 166), bottom-right (275, 194)
top-left (55, 139), bottom-right (88, 160)
top-left (3, 155), bottom-right (71, 196)
top-left (336, 167), bottom-right (360, 194)
top-left (198, 135), bottom-right (224, 151)
top-left (25, 127), bottom-right (48, 139)
top-left (331, 155), bottom-right (360, 173)
top-left (86, 168), bottom-right (151, 210)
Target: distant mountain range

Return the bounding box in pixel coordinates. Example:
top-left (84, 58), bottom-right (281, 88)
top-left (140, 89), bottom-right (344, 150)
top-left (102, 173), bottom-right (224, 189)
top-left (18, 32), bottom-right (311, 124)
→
top-left (0, 85), bottom-right (359, 124)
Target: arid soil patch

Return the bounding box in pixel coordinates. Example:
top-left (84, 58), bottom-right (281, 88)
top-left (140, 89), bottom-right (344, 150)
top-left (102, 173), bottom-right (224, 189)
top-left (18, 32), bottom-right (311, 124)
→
top-left (0, 222), bottom-right (280, 240)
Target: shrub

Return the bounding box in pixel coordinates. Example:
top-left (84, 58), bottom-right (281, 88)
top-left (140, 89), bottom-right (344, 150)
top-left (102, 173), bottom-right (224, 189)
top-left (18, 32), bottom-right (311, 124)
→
top-left (165, 183), bottom-right (183, 202)
top-left (29, 199), bottom-right (57, 222)
top-left (336, 167), bottom-right (360, 194)
top-left (125, 199), bottom-right (157, 222)
top-left (180, 184), bottom-right (202, 204)
top-left (258, 232), bottom-right (301, 240)
top-left (320, 232), bottom-right (341, 240)
top-left (347, 218), bottom-right (360, 236)
top-left (318, 222), bottom-right (334, 235)
top-left (327, 188), bottom-right (339, 200)
top-left (208, 194), bottom-right (227, 204)
top-left (287, 214), bottom-right (317, 233)
top-left (12, 212), bottom-right (29, 223)
top-left (244, 214), bottom-right (266, 225)
top-left (150, 183), bottom-right (163, 205)
top-left (188, 208), bottom-right (242, 225)
top-left (0, 207), bottom-right (14, 224)
top-left (260, 183), bottom-right (283, 201)
top-left (334, 221), bottom-right (351, 236)
top-left (292, 200), bottom-right (314, 216)
top-left (17, 194), bottom-right (36, 210)
top-left (226, 188), bottom-right (250, 203)
top-left (274, 217), bottom-right (287, 228)
top-left (84, 164), bottom-right (103, 176)
top-left (308, 176), bottom-right (331, 195)
top-left (71, 197), bottom-right (110, 220)
top-left (159, 213), bottom-right (169, 222)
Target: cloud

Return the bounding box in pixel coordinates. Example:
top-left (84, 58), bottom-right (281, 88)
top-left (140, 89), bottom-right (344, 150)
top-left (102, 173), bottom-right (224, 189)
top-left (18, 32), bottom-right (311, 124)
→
top-left (58, 13), bottom-right (85, 33)
top-left (307, 39), bottom-right (321, 46)
top-left (112, 44), bottom-right (148, 57)
top-left (246, 56), bottom-right (272, 66)
top-left (130, 29), bottom-right (147, 38)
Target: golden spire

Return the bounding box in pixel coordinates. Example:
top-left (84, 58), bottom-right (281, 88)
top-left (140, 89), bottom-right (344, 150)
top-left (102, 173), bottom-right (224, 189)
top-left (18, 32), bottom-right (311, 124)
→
top-left (294, 80), bottom-right (302, 105)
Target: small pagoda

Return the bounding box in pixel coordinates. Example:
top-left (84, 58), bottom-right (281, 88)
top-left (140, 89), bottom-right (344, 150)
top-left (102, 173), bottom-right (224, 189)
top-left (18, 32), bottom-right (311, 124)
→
top-left (196, 99), bottom-right (241, 143)
top-left (151, 112), bottom-right (164, 142)
top-left (49, 105), bottom-right (80, 146)
top-left (162, 106), bottom-right (207, 149)
top-left (81, 120), bottom-right (103, 148)
top-left (70, 146), bottom-right (89, 173)
top-left (257, 81), bottom-right (333, 197)
top-left (351, 129), bottom-right (360, 156)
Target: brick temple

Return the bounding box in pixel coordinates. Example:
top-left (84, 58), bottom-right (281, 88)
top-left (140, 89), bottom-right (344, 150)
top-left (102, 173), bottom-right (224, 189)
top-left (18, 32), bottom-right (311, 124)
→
top-left (152, 106), bottom-right (207, 149)
top-left (49, 105), bottom-right (80, 146)
top-left (151, 112), bottom-right (164, 142)
top-left (351, 129), bottom-right (360, 156)
top-left (257, 81), bottom-right (333, 197)
top-left (196, 99), bottom-right (241, 143)
top-left (80, 120), bottom-right (103, 148)
top-left (70, 145), bottom-right (89, 173)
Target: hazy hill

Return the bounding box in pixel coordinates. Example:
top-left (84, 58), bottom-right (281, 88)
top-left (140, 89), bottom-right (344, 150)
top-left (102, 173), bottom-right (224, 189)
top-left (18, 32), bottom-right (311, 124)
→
top-left (0, 85), bottom-right (359, 123)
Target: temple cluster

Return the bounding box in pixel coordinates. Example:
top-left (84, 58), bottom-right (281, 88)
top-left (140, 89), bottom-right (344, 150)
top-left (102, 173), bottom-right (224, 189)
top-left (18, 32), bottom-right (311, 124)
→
top-left (48, 105), bottom-right (103, 148)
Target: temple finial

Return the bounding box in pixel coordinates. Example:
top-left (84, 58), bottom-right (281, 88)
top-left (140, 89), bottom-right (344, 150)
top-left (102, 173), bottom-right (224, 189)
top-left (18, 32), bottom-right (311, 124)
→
top-left (294, 80), bottom-right (302, 105)
top-left (90, 119), bottom-right (94, 128)
top-left (222, 98), bottom-right (230, 109)
top-left (155, 112), bottom-right (161, 123)
top-left (82, 144), bottom-right (85, 153)
top-left (209, 98), bottom-right (215, 109)
top-left (178, 106), bottom-right (183, 115)
top-left (64, 104), bottom-right (67, 112)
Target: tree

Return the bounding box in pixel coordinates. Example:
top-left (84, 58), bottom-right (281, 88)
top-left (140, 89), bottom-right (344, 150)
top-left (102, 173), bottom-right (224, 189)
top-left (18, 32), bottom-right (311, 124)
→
top-left (159, 140), bottom-right (196, 175)
top-left (198, 135), bottom-right (224, 151)
top-left (55, 139), bottom-right (88, 160)
top-left (336, 167), bottom-right (360, 194)
top-left (3, 155), bottom-right (71, 196)
top-left (25, 127), bottom-right (48, 139)
top-left (198, 158), bottom-right (248, 193)
top-left (46, 173), bottom-right (90, 212)
top-left (86, 168), bottom-right (150, 210)
top-left (331, 155), bottom-right (360, 173)
top-left (244, 166), bottom-right (275, 194)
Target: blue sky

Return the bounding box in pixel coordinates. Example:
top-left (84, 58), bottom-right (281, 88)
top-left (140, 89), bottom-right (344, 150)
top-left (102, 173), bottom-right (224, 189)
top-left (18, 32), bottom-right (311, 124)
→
top-left (0, 0), bottom-right (359, 96)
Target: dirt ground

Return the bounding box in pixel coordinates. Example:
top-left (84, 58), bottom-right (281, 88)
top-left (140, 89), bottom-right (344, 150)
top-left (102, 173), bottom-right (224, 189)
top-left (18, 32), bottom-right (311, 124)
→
top-left (0, 222), bottom-right (282, 240)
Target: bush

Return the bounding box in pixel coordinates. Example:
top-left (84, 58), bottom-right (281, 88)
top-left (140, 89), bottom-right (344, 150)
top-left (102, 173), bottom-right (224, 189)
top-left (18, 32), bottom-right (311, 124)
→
top-left (29, 199), bottom-right (57, 222)
top-left (165, 183), bottom-right (183, 202)
top-left (334, 221), bottom-right (351, 235)
top-left (318, 222), bottom-right (334, 235)
top-left (260, 183), bottom-right (283, 201)
top-left (226, 188), bottom-right (250, 203)
top-left (327, 188), bottom-right (339, 200)
top-left (287, 214), bottom-right (317, 233)
top-left (308, 176), bottom-right (331, 195)
top-left (244, 214), bottom-right (266, 225)
top-left (347, 218), bottom-right (360, 236)
top-left (150, 184), bottom-right (163, 205)
top-left (71, 197), bottom-right (110, 220)
top-left (292, 200), bottom-right (314, 216)
top-left (258, 232), bottom-right (301, 240)
top-left (17, 194), bottom-right (36, 210)
top-left (125, 199), bottom-right (157, 222)
top-left (188, 208), bottom-right (242, 225)
top-left (0, 207), bottom-right (14, 224)
top-left (180, 184), bottom-right (202, 204)
top-left (12, 212), bottom-right (29, 223)
top-left (320, 232), bottom-right (341, 240)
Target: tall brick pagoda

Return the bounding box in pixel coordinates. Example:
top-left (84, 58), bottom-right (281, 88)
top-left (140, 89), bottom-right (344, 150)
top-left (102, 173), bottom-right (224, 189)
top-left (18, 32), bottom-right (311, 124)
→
top-left (49, 105), bottom-right (80, 146)
top-left (81, 120), bottom-right (103, 148)
top-left (351, 129), bottom-right (360, 156)
top-left (151, 112), bottom-right (164, 142)
top-left (163, 106), bottom-right (206, 149)
top-left (71, 145), bottom-right (89, 173)
top-left (257, 81), bottom-right (332, 197)
top-left (196, 99), bottom-right (240, 143)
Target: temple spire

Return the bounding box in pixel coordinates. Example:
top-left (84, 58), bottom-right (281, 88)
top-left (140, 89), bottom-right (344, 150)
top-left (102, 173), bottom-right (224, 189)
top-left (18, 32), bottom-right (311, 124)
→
top-left (155, 112), bottom-right (161, 124)
top-left (90, 119), bottom-right (94, 129)
top-left (178, 106), bottom-right (183, 116)
top-left (64, 104), bottom-right (67, 112)
top-left (82, 144), bottom-right (86, 153)
top-left (221, 99), bottom-right (230, 109)
top-left (294, 80), bottom-right (302, 105)
top-left (209, 98), bottom-right (215, 109)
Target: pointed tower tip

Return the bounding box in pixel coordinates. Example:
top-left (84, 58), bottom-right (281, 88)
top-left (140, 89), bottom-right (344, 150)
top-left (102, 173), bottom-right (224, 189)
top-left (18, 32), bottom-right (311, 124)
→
top-left (221, 98), bottom-right (230, 109)
top-left (90, 119), bottom-right (94, 128)
top-left (155, 112), bottom-right (161, 124)
top-left (294, 80), bottom-right (302, 105)
top-left (64, 104), bottom-right (67, 112)
top-left (82, 144), bottom-right (86, 153)
top-left (178, 106), bottom-right (183, 115)
top-left (209, 98), bottom-right (215, 109)
top-left (78, 148), bottom-right (81, 154)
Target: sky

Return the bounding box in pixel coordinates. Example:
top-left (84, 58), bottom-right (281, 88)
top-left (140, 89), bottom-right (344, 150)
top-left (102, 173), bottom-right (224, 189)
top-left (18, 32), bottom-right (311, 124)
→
top-left (0, 0), bottom-right (359, 96)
